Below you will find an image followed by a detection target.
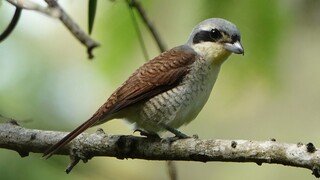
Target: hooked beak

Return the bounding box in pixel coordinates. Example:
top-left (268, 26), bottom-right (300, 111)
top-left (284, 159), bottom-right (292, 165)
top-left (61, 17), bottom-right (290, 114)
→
top-left (224, 41), bottom-right (244, 55)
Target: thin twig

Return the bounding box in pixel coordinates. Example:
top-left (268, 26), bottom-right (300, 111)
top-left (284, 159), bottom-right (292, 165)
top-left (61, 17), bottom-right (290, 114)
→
top-left (128, 0), bottom-right (166, 53)
top-left (44, 0), bottom-right (100, 59)
top-left (0, 6), bottom-right (21, 43)
top-left (65, 156), bottom-right (80, 174)
top-left (126, 0), bottom-right (149, 61)
top-left (167, 161), bottom-right (178, 180)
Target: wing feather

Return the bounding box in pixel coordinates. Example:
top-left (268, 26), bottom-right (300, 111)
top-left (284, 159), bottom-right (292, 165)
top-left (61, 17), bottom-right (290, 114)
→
top-left (97, 45), bottom-right (197, 120)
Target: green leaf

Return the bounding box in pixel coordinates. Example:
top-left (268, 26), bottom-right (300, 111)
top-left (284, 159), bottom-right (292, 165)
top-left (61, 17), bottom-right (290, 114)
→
top-left (88, 0), bottom-right (97, 34)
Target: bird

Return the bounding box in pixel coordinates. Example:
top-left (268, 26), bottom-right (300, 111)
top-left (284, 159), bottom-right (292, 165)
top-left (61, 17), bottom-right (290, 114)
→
top-left (43, 18), bottom-right (244, 158)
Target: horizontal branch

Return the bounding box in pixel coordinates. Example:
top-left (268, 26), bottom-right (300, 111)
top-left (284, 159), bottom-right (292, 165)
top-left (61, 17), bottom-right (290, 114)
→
top-left (0, 121), bottom-right (319, 177)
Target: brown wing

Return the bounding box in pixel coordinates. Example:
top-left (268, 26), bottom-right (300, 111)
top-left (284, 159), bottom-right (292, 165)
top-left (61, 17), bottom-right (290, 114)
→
top-left (43, 45), bottom-right (197, 158)
top-left (98, 45), bottom-right (198, 119)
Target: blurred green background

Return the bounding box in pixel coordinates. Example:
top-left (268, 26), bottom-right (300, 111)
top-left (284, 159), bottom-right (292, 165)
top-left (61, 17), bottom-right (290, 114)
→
top-left (1, 0), bottom-right (320, 179)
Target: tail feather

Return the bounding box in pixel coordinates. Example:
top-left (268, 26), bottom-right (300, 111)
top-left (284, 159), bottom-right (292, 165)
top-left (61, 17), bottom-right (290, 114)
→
top-left (42, 116), bottom-right (99, 159)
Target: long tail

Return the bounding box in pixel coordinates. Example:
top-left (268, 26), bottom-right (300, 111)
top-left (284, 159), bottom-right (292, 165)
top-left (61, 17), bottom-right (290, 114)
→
top-left (42, 116), bottom-right (99, 159)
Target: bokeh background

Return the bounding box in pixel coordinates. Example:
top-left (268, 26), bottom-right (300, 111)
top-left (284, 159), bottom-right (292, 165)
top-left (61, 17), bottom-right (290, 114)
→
top-left (1, 0), bottom-right (320, 179)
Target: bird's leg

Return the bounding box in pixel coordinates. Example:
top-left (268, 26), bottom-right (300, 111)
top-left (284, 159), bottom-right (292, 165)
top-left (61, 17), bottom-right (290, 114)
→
top-left (159, 123), bottom-right (190, 139)
top-left (134, 129), bottom-right (161, 139)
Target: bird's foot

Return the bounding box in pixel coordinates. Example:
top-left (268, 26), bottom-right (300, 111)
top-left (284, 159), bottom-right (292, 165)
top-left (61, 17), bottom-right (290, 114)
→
top-left (161, 134), bottom-right (199, 144)
top-left (161, 134), bottom-right (194, 144)
top-left (157, 123), bottom-right (194, 144)
top-left (159, 123), bottom-right (190, 139)
top-left (133, 129), bottom-right (161, 139)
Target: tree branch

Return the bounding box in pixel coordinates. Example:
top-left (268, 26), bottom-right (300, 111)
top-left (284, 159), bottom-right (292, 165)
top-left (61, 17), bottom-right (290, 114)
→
top-left (0, 121), bottom-right (319, 177)
top-left (44, 0), bottom-right (100, 59)
top-left (6, 0), bottom-right (100, 59)
top-left (6, 0), bottom-right (59, 16)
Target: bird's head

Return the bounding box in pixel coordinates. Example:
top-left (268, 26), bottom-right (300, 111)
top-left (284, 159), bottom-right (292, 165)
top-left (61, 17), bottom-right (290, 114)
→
top-left (187, 18), bottom-right (244, 65)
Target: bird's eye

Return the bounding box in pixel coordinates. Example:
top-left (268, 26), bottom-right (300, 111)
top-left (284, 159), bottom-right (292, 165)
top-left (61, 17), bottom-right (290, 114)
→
top-left (192, 29), bottom-right (223, 44)
top-left (209, 29), bottom-right (222, 40)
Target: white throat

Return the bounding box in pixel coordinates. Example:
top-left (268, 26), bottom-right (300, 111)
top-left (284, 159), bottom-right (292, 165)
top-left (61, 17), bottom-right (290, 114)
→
top-left (192, 42), bottom-right (232, 65)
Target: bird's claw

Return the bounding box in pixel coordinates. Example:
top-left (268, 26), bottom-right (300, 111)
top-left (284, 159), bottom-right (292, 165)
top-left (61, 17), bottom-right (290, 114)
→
top-left (133, 129), bottom-right (161, 139)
